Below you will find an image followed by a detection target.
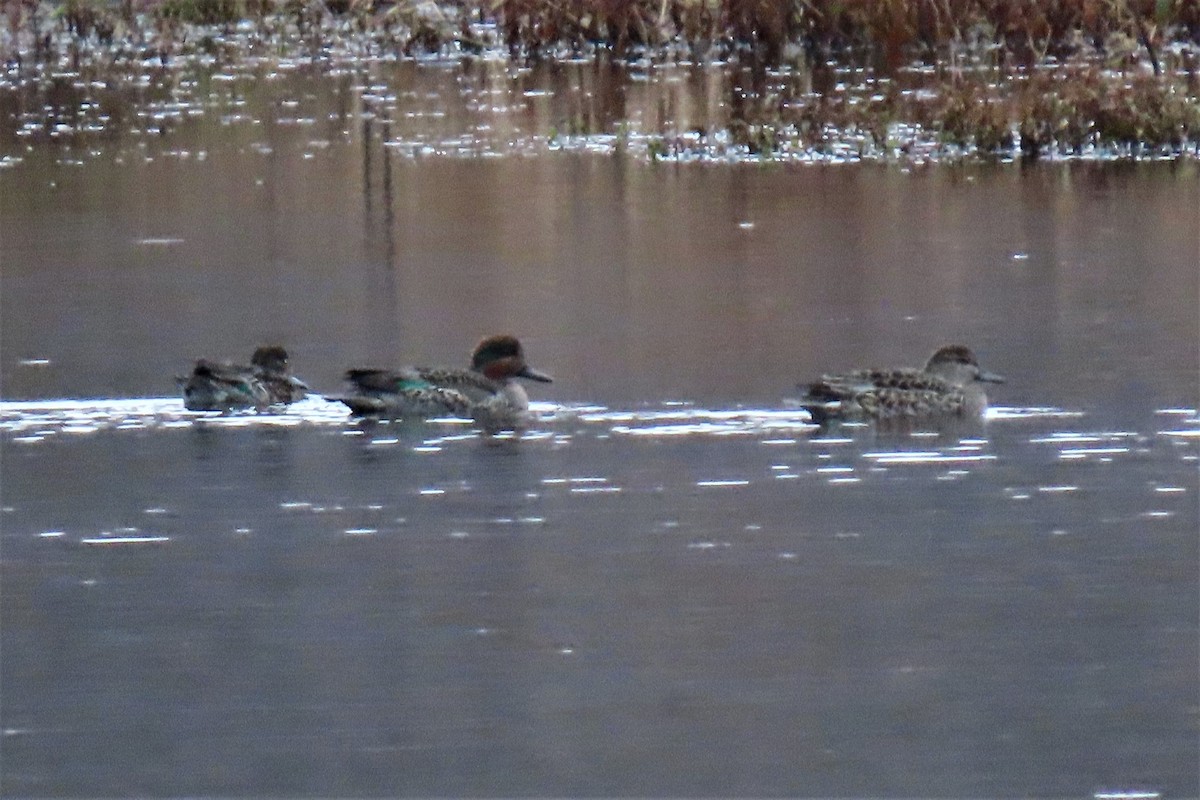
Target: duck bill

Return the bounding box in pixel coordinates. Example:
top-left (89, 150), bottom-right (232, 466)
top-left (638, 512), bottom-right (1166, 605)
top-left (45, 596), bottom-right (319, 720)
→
top-left (517, 365), bottom-right (553, 383)
top-left (977, 370), bottom-right (1005, 384)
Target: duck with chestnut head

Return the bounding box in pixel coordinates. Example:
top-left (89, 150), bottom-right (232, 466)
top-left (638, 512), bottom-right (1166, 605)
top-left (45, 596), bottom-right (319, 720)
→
top-left (336, 335), bottom-right (552, 433)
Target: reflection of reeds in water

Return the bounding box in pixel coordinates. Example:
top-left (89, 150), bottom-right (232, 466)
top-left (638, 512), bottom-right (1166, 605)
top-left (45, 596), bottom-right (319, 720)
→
top-left (621, 58), bottom-right (1198, 160)
top-left (763, 63), bottom-right (1200, 159)
top-left (4, 0), bottom-right (1198, 158)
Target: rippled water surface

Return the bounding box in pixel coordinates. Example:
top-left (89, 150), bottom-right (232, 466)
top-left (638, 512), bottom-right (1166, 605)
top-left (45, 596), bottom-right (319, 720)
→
top-left (1, 63), bottom-right (1198, 797)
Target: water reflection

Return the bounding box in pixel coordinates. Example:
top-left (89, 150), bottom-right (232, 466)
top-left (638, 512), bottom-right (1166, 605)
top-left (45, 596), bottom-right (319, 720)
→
top-left (3, 38), bottom-right (1199, 796)
top-left (2, 388), bottom-right (1195, 796)
top-left (4, 397), bottom-right (1196, 532)
top-left (6, 38), bottom-right (1196, 167)
top-left (0, 395), bottom-right (1112, 439)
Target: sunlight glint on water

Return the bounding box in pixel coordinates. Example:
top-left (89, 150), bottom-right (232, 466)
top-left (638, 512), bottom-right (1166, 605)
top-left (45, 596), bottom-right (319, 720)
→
top-left (0, 398), bottom-right (1108, 440)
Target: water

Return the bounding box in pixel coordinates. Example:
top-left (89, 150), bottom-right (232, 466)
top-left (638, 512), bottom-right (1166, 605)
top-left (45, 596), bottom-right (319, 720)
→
top-left (2, 60), bottom-right (1198, 797)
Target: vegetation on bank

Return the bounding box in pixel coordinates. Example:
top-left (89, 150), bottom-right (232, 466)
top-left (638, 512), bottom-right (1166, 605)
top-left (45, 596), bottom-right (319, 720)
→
top-left (16, 0), bottom-right (1195, 62)
top-left (2, 0), bottom-right (1199, 160)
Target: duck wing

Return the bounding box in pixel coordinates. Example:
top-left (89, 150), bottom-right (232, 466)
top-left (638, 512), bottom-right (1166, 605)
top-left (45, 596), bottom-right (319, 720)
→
top-left (344, 368), bottom-right (412, 394)
top-left (799, 368), bottom-right (963, 421)
top-left (337, 368), bottom-right (472, 417)
top-left (256, 374), bottom-right (308, 404)
top-left (193, 359), bottom-right (256, 382)
top-left (842, 367), bottom-right (957, 393)
top-left (856, 385), bottom-right (968, 417)
top-left (183, 360), bottom-right (269, 410)
top-left (411, 367), bottom-right (501, 403)
top-left (250, 362), bottom-right (308, 404)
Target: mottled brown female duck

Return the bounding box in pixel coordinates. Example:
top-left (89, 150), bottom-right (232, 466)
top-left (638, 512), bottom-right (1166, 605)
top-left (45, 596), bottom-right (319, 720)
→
top-left (799, 345), bottom-right (1004, 424)
top-left (180, 346), bottom-right (308, 411)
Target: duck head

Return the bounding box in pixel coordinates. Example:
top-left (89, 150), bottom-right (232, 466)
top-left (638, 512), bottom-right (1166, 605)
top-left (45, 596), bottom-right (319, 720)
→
top-left (251, 345), bottom-right (291, 376)
top-left (925, 345), bottom-right (1004, 386)
top-left (471, 335), bottom-right (553, 383)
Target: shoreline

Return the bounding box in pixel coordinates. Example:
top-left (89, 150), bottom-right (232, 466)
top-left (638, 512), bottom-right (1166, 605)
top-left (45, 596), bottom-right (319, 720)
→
top-left (3, 1), bottom-right (1199, 163)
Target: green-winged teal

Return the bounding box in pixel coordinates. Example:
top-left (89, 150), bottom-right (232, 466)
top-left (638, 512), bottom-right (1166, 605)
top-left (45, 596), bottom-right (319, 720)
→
top-left (799, 344), bottom-right (1004, 423)
top-left (180, 345), bottom-right (308, 411)
top-left (335, 335), bottom-right (552, 433)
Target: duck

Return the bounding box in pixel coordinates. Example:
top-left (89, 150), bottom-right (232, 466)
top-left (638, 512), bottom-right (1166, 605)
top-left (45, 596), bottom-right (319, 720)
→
top-left (798, 344), bottom-right (1004, 424)
top-left (335, 335), bottom-right (552, 433)
top-left (180, 345), bottom-right (308, 411)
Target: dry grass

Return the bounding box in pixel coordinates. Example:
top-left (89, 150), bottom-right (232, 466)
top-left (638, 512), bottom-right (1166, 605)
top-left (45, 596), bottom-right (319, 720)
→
top-left (485, 0), bottom-right (1199, 66)
top-left (4, 0), bottom-right (1198, 158)
top-left (800, 67), bottom-right (1200, 157)
top-left (9, 0), bottom-right (1199, 58)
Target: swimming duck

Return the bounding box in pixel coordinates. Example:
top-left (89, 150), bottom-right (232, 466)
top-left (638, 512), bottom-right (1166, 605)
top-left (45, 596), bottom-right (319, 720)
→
top-left (798, 344), bottom-right (1004, 423)
top-left (180, 345), bottom-right (308, 411)
top-left (336, 335), bottom-right (553, 433)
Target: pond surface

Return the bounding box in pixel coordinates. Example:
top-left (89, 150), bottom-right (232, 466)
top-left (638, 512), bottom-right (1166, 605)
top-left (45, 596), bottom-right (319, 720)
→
top-left (1, 59), bottom-right (1198, 797)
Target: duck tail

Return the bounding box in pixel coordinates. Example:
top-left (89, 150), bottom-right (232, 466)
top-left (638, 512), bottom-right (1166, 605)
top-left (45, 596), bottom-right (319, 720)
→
top-left (330, 395), bottom-right (388, 416)
top-left (797, 381), bottom-right (846, 425)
